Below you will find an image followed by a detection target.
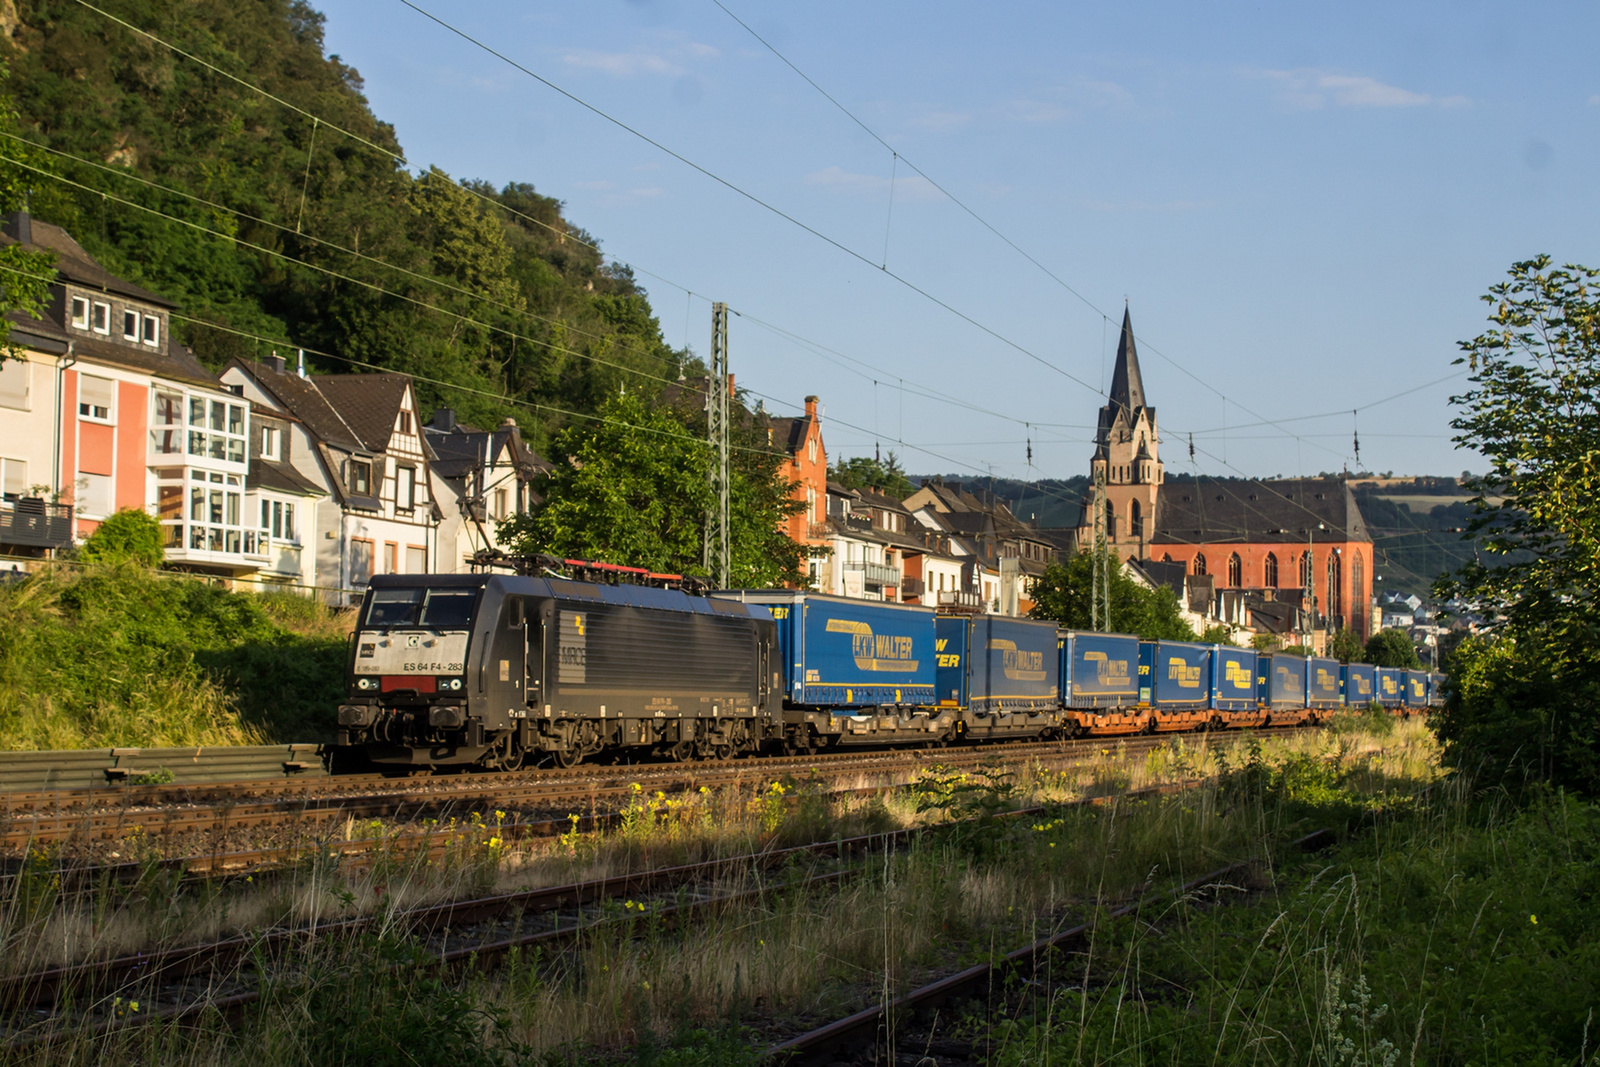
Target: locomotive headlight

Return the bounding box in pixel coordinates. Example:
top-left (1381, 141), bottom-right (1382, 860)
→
top-left (356, 677), bottom-right (378, 691)
top-left (436, 677), bottom-right (463, 692)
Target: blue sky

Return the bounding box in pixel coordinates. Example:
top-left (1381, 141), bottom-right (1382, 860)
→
top-left (316, 0), bottom-right (1598, 483)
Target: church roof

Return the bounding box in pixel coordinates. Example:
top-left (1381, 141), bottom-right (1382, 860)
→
top-left (1108, 306), bottom-right (1146, 416)
top-left (1151, 477), bottom-right (1371, 545)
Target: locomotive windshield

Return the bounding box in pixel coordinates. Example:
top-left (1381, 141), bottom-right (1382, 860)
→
top-left (364, 587), bottom-right (479, 630)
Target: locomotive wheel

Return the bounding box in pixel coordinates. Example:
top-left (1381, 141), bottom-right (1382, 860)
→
top-left (668, 739), bottom-right (695, 762)
top-left (552, 745), bottom-right (583, 768)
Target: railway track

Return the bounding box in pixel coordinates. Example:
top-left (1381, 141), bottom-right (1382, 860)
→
top-left (0, 780), bottom-right (1214, 1046)
top-left (0, 731), bottom-right (1273, 852)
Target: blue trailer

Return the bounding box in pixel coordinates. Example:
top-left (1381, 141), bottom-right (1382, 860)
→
top-left (1258, 655), bottom-right (1307, 710)
top-left (1307, 657), bottom-right (1343, 710)
top-left (1404, 670), bottom-right (1430, 709)
top-left (712, 592), bottom-right (935, 708)
top-left (1427, 671), bottom-right (1447, 707)
top-left (1140, 640), bottom-right (1212, 710)
top-left (934, 616), bottom-right (970, 708)
top-left (1060, 631), bottom-right (1141, 709)
top-left (1209, 646), bottom-right (1258, 712)
top-left (965, 615), bottom-right (1059, 714)
top-left (1342, 663), bottom-right (1376, 707)
top-left (1375, 667), bottom-right (1405, 708)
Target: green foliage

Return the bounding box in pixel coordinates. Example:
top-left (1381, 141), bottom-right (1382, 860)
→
top-left (0, 62), bottom-right (56, 359)
top-left (78, 507), bottom-right (164, 566)
top-left (1328, 626), bottom-right (1364, 664)
top-left (1364, 627), bottom-right (1421, 668)
top-left (1196, 623), bottom-right (1234, 645)
top-left (1277, 644), bottom-right (1314, 657)
top-left (1437, 630), bottom-right (1600, 795)
top-left (1027, 548), bottom-right (1196, 640)
top-left (828, 452), bottom-right (915, 497)
top-left (0, 564), bottom-right (349, 748)
top-left (3, 0), bottom-right (683, 446)
top-left (498, 393), bottom-right (806, 587)
top-left (990, 789), bottom-right (1600, 1064)
top-left (276, 935), bottom-right (533, 1067)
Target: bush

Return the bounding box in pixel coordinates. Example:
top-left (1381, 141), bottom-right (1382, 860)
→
top-left (78, 508), bottom-right (163, 566)
top-left (0, 564), bottom-right (351, 748)
top-left (1433, 629), bottom-right (1600, 796)
top-left (1365, 627), bottom-right (1421, 668)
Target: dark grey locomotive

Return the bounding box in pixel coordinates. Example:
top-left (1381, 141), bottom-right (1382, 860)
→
top-left (337, 573), bottom-right (780, 769)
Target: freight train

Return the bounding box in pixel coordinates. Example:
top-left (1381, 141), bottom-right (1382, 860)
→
top-left (335, 562), bottom-right (1445, 771)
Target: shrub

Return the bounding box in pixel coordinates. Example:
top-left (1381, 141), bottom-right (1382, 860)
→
top-left (78, 508), bottom-right (163, 566)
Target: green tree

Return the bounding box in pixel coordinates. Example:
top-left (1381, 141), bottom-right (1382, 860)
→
top-left (0, 63), bottom-right (55, 359)
top-left (1328, 627), bottom-right (1365, 664)
top-left (829, 453), bottom-right (915, 497)
top-left (1365, 628), bottom-right (1421, 668)
top-left (79, 508), bottom-right (164, 567)
top-left (1028, 548), bottom-right (1196, 641)
top-left (1432, 257), bottom-right (1600, 794)
top-left (498, 393), bottom-right (806, 587)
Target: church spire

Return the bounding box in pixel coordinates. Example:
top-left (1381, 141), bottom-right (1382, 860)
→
top-left (1108, 305), bottom-right (1146, 415)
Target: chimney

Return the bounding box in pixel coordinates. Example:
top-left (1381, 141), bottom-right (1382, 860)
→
top-left (804, 395), bottom-right (819, 419)
top-left (432, 407), bottom-right (456, 432)
top-left (727, 373), bottom-right (735, 398)
top-left (296, 349), bottom-right (307, 378)
top-left (3, 211), bottom-right (32, 246)
top-left (499, 416), bottom-right (517, 429)
top-left (265, 351), bottom-right (286, 373)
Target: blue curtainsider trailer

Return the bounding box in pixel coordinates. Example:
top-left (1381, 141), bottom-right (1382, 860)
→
top-left (1209, 646), bottom-right (1258, 712)
top-left (713, 591), bottom-right (936, 708)
top-left (965, 615), bottom-right (1059, 714)
top-left (1375, 667), bottom-right (1405, 708)
top-left (1140, 640), bottom-right (1212, 710)
top-left (1258, 655), bottom-right (1307, 710)
top-left (1060, 631), bottom-right (1141, 709)
top-left (1404, 670), bottom-right (1430, 709)
top-left (1307, 657), bottom-right (1343, 710)
top-left (1342, 663), bottom-right (1376, 707)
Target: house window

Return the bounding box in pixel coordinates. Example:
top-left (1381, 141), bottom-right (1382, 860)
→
top-left (123, 310), bottom-right (139, 342)
top-left (807, 436), bottom-right (818, 463)
top-left (1193, 553), bottom-right (1207, 577)
top-left (150, 389), bottom-right (183, 453)
top-left (91, 301), bottom-right (110, 335)
top-left (184, 396), bottom-right (246, 462)
top-left (398, 410), bottom-right (413, 434)
top-left (70, 297), bottom-right (90, 330)
top-left (1263, 552), bottom-right (1279, 588)
top-left (78, 375), bottom-right (115, 422)
top-left (384, 542), bottom-right (398, 574)
top-left (348, 460), bottom-right (372, 496)
top-left (1130, 499), bottom-right (1143, 539)
top-left (350, 538), bottom-right (374, 585)
top-left (405, 545), bottom-right (427, 573)
top-left (1227, 552), bottom-right (1242, 587)
top-left (76, 471), bottom-right (114, 519)
top-left (492, 486), bottom-right (508, 520)
top-left (142, 314), bottom-right (160, 347)
top-left (259, 499), bottom-right (297, 542)
top-left (261, 425), bottom-right (281, 461)
top-left (0, 358), bottom-right (29, 411)
top-left (399, 466), bottom-right (417, 510)
top-left (0, 457), bottom-right (27, 501)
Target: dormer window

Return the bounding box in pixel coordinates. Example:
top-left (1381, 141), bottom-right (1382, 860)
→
top-left (349, 460), bottom-right (372, 496)
top-left (261, 425), bottom-right (281, 461)
top-left (142, 315), bottom-right (160, 347)
top-left (123, 310), bottom-right (139, 342)
top-left (90, 301), bottom-right (110, 335)
top-left (71, 297), bottom-right (89, 330)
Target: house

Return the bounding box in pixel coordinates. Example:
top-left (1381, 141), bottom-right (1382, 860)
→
top-left (424, 408), bottom-right (551, 571)
top-left (903, 480), bottom-right (1054, 615)
top-left (222, 357), bottom-right (440, 600)
top-left (0, 212), bottom-right (262, 576)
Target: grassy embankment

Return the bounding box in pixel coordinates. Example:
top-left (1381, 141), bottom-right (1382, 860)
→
top-left (2, 719), bottom-right (1461, 1065)
top-left (0, 563), bottom-right (351, 749)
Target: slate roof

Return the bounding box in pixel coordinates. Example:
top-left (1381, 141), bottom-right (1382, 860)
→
top-left (766, 415), bottom-right (811, 455)
top-left (1152, 477), bottom-right (1371, 545)
top-left (1, 213), bottom-right (173, 307)
top-left (424, 421), bottom-right (551, 481)
top-left (1107, 306), bottom-right (1146, 416)
top-left (250, 458), bottom-right (324, 496)
top-left (314, 374), bottom-right (411, 453)
top-left (234, 358), bottom-right (363, 451)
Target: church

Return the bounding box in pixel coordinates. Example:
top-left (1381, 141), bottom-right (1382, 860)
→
top-left (1076, 309), bottom-right (1374, 644)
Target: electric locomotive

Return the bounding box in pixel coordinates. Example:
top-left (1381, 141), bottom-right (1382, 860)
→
top-left (337, 569), bottom-right (781, 769)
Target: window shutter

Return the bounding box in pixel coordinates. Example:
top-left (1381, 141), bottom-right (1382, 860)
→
top-left (0, 360), bottom-right (29, 410)
top-left (80, 375), bottom-right (115, 413)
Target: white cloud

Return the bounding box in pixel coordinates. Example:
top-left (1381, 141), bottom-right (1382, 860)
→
top-left (804, 166), bottom-right (942, 202)
top-left (1256, 68), bottom-right (1466, 109)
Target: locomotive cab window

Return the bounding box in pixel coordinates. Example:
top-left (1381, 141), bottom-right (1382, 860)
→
top-left (506, 597), bottom-right (524, 629)
top-left (363, 587), bottom-right (479, 629)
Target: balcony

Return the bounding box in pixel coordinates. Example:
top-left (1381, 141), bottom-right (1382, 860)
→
top-left (0, 501), bottom-right (73, 549)
top-left (844, 561), bottom-right (898, 587)
top-left (900, 576), bottom-right (924, 597)
top-left (937, 590), bottom-right (985, 612)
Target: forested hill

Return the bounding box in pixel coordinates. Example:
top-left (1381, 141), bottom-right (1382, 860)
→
top-left (3, 0), bottom-right (684, 449)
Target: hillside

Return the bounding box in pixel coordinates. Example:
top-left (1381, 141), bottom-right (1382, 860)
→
top-left (2, 0), bottom-right (685, 451)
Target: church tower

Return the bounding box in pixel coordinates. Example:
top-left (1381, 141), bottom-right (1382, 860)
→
top-left (1081, 307), bottom-right (1163, 560)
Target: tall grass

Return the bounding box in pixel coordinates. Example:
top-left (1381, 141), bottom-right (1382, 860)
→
top-left (0, 563), bottom-right (352, 749)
